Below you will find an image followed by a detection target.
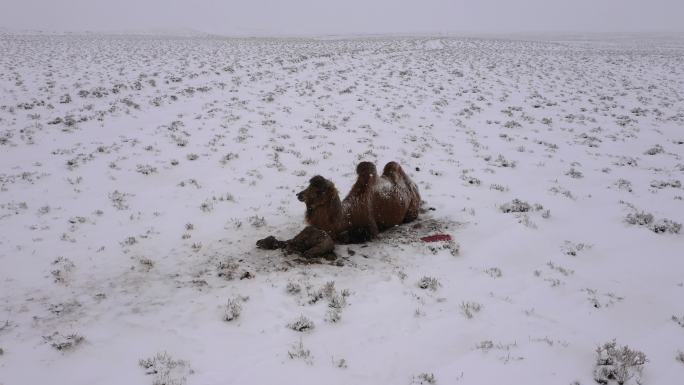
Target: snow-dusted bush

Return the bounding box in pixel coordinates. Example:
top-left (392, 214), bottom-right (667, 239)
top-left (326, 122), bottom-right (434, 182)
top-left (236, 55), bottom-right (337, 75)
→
top-left (649, 218), bottom-right (681, 234)
top-left (223, 298), bottom-right (242, 322)
top-left (411, 372), bottom-right (436, 384)
top-left (593, 340), bottom-right (646, 385)
top-left (460, 301), bottom-right (482, 319)
top-left (565, 168), bottom-right (583, 179)
top-left (326, 308), bottom-right (342, 323)
top-left (484, 267), bottom-right (502, 278)
top-left (109, 190), bottom-right (132, 210)
top-left (625, 211), bottom-right (654, 226)
top-left (51, 257), bottom-right (75, 284)
top-left (417, 276), bottom-right (441, 291)
top-left (136, 164), bottom-right (157, 175)
top-left (285, 282), bottom-right (302, 295)
top-left (625, 211), bottom-right (681, 234)
top-left (489, 183), bottom-right (508, 192)
top-left (615, 179), bottom-right (633, 192)
top-left (650, 179), bottom-right (681, 189)
top-left (643, 144), bottom-right (664, 155)
top-left (562, 241), bottom-right (591, 256)
top-left (287, 339), bottom-right (313, 364)
top-left (288, 315), bottom-right (315, 332)
top-left (43, 332), bottom-right (84, 351)
top-left (673, 314), bottom-right (684, 328)
top-left (677, 351), bottom-right (684, 365)
top-left (491, 154), bottom-right (517, 168)
top-left (139, 352), bottom-right (192, 385)
top-left (500, 199), bottom-right (531, 213)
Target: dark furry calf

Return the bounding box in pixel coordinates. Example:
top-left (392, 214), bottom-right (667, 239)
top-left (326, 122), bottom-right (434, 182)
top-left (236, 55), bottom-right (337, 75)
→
top-left (256, 225), bottom-right (335, 259)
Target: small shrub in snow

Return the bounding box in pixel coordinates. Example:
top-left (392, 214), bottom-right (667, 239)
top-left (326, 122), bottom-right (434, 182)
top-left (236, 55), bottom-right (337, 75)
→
top-left (489, 183), bottom-right (508, 192)
top-left (460, 174), bottom-right (481, 186)
top-left (676, 351), bottom-right (684, 365)
top-left (476, 340), bottom-right (495, 351)
top-left (334, 357), bottom-right (348, 368)
top-left (643, 144), bottom-right (663, 155)
top-left (51, 257), bottom-right (75, 284)
top-left (288, 315), bottom-right (315, 332)
top-left (328, 293), bottom-right (347, 309)
top-left (136, 164), bottom-right (157, 175)
top-left (199, 201), bottom-right (213, 212)
top-left (491, 154), bottom-right (516, 168)
top-left (217, 260), bottom-right (239, 280)
top-left (503, 120), bottom-right (521, 129)
top-left (321, 281), bottom-right (336, 299)
top-left (625, 211), bottom-right (681, 233)
top-left (565, 168), bottom-right (583, 179)
top-left (43, 332), bottom-right (84, 351)
top-left (138, 258), bottom-right (155, 271)
top-left (0, 320), bottom-right (11, 333)
top-left (625, 212), bottom-right (653, 226)
top-left (649, 179), bottom-right (681, 189)
top-left (562, 241), bottom-right (591, 256)
top-left (219, 152), bottom-right (239, 165)
top-left (223, 298), bottom-right (242, 322)
top-left (547, 261), bottom-right (574, 276)
top-left (460, 301), bottom-right (482, 319)
top-left (285, 282), bottom-right (302, 295)
top-left (593, 340), bottom-right (646, 385)
top-left (615, 179), bottom-right (633, 192)
top-left (518, 213), bottom-right (537, 229)
top-left (649, 218), bottom-right (681, 234)
top-left (249, 215), bottom-right (266, 228)
top-left (139, 351), bottom-right (192, 385)
top-left (412, 372), bottom-right (437, 384)
top-left (288, 339), bottom-right (313, 364)
top-left (326, 308), bottom-right (342, 323)
top-left (485, 267), bottom-right (502, 278)
top-left (109, 190), bottom-right (131, 210)
top-left (186, 153), bottom-right (199, 161)
top-left (500, 199), bottom-right (531, 213)
top-left (0, 347), bottom-right (4, 355)
top-left (417, 276), bottom-right (441, 291)
top-left (672, 314), bottom-right (684, 328)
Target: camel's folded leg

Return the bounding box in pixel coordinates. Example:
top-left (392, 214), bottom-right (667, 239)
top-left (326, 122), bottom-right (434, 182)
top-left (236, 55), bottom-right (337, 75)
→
top-left (287, 225), bottom-right (335, 258)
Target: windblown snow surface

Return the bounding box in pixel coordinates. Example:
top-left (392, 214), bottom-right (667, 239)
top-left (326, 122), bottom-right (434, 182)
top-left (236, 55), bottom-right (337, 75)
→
top-left (0, 34), bottom-right (683, 385)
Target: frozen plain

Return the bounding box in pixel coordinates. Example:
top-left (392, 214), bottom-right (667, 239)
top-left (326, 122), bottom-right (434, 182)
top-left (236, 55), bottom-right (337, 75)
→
top-left (0, 33), bottom-right (683, 384)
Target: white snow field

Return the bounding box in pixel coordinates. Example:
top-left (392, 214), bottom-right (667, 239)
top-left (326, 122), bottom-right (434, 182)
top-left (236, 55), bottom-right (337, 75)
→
top-left (0, 33), bottom-right (683, 385)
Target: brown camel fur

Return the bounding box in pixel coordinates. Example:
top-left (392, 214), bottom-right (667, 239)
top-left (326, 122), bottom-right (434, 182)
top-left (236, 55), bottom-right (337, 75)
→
top-left (297, 161), bottom-right (421, 243)
top-left (257, 161), bottom-right (420, 258)
top-left (256, 225), bottom-right (335, 259)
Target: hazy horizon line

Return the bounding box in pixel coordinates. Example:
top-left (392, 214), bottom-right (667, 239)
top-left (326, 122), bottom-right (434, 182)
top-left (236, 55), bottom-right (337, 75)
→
top-left (2, 25), bottom-right (684, 40)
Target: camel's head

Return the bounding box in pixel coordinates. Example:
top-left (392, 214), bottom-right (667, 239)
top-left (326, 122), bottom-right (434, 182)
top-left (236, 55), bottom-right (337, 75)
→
top-left (297, 175), bottom-right (337, 207)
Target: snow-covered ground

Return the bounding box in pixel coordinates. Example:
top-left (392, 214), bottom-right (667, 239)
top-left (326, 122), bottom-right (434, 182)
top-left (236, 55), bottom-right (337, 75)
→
top-left (0, 34), bottom-right (683, 385)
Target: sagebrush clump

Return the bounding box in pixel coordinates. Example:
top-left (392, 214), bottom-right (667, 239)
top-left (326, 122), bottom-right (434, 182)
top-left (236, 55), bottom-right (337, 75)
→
top-left (593, 340), bottom-right (647, 385)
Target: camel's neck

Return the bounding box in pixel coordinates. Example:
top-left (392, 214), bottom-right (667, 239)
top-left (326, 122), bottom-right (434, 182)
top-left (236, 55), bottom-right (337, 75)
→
top-left (306, 195), bottom-right (345, 232)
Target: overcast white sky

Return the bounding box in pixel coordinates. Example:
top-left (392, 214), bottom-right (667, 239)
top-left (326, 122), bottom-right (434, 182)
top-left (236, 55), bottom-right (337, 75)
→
top-left (1, 0), bottom-right (683, 36)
